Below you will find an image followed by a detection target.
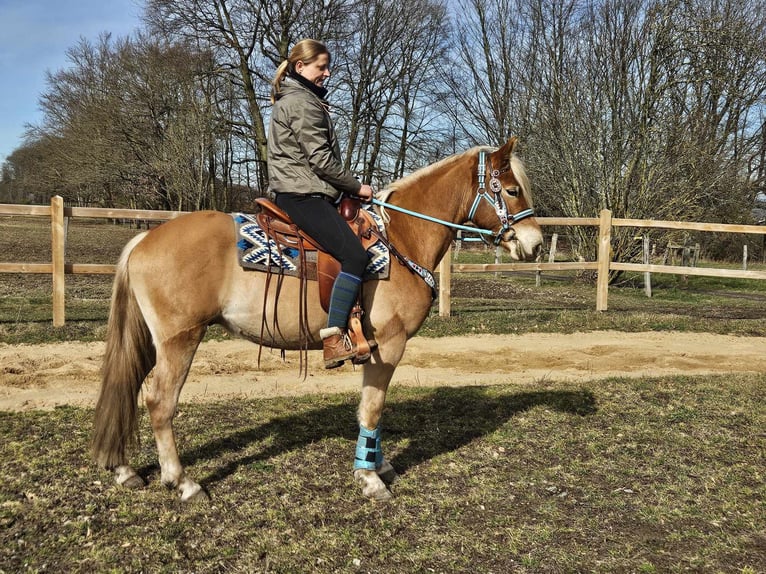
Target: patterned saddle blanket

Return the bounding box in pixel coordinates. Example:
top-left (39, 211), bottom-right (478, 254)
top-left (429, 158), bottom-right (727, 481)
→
top-left (232, 204), bottom-right (390, 280)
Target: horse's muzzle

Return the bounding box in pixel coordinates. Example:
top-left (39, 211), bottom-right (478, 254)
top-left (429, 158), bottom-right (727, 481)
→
top-left (500, 227), bottom-right (543, 261)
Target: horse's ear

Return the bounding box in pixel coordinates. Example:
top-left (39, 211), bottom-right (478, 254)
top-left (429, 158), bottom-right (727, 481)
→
top-left (492, 137), bottom-right (518, 169)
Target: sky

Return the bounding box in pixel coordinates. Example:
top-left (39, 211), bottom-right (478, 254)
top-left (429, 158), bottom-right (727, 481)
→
top-left (0, 0), bottom-right (143, 164)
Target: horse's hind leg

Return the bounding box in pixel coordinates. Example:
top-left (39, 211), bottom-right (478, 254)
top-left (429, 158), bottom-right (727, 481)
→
top-left (145, 328), bottom-right (207, 502)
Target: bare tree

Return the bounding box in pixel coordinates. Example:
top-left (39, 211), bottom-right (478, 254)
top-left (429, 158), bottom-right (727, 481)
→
top-left (7, 0), bottom-right (765, 262)
top-left (23, 34), bottom-right (228, 211)
top-left (331, 0), bottom-right (450, 185)
top-left (452, 0), bottom-right (766, 264)
top-left (448, 0), bottom-right (537, 146)
top-left (144, 0), bottom-right (356, 191)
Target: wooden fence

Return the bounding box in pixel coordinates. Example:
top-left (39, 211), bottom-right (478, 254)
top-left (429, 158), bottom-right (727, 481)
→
top-left (438, 209), bottom-right (766, 315)
top-left (2, 196), bottom-right (766, 325)
top-left (0, 196), bottom-right (186, 326)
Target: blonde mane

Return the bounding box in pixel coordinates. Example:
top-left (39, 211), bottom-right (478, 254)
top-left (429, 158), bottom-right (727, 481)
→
top-left (510, 153), bottom-right (533, 208)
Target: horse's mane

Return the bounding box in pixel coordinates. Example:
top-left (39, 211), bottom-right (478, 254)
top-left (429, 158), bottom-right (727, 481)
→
top-left (376, 146), bottom-right (533, 221)
top-left (510, 153), bottom-right (534, 208)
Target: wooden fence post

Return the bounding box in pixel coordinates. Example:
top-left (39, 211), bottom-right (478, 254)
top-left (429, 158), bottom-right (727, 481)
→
top-left (51, 195), bottom-right (66, 327)
top-left (439, 244), bottom-right (452, 317)
top-left (596, 209), bottom-right (612, 311)
top-left (537, 232), bottom-right (558, 287)
top-left (643, 234), bottom-right (652, 298)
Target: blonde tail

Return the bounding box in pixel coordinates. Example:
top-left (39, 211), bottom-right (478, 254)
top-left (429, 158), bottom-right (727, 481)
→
top-left (91, 233), bottom-right (156, 469)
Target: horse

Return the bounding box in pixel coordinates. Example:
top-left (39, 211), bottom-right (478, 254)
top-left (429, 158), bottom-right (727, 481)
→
top-left (91, 137), bottom-right (543, 502)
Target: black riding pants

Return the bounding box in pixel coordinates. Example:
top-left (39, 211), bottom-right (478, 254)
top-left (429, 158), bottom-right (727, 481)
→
top-left (274, 193), bottom-right (368, 278)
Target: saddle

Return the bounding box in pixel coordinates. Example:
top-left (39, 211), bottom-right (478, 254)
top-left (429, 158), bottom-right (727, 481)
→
top-left (254, 196), bottom-right (379, 360)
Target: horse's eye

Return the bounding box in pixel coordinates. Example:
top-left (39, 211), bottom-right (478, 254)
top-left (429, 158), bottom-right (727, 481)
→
top-left (505, 186), bottom-right (520, 198)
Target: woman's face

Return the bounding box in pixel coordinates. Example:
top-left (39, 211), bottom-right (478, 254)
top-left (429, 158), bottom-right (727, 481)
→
top-left (295, 53), bottom-right (331, 88)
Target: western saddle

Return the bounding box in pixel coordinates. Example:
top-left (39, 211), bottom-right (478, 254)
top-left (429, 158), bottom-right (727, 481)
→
top-left (253, 196), bottom-right (379, 362)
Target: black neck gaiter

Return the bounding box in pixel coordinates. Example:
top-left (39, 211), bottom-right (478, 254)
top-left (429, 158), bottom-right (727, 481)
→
top-left (288, 71), bottom-right (328, 100)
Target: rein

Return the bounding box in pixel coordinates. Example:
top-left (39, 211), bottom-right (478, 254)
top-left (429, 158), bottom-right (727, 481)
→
top-left (371, 198), bottom-right (495, 236)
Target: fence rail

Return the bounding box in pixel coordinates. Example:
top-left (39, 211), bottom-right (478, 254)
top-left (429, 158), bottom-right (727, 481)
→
top-left (437, 209), bottom-right (766, 315)
top-left (2, 196), bottom-right (766, 325)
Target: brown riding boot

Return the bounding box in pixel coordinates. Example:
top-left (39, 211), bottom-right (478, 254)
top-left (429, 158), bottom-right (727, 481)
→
top-left (320, 326), bottom-right (356, 369)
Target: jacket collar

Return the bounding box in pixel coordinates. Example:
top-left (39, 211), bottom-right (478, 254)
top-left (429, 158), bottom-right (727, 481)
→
top-left (287, 71), bottom-right (329, 101)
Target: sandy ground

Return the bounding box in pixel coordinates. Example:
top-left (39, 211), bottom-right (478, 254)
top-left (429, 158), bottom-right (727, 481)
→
top-left (1, 331), bottom-right (765, 411)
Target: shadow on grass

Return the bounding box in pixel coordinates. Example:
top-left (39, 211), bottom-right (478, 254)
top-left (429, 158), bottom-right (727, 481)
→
top-left (178, 386), bottom-right (596, 489)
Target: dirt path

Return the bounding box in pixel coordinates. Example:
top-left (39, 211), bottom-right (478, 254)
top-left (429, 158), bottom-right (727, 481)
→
top-left (1, 331), bottom-right (764, 411)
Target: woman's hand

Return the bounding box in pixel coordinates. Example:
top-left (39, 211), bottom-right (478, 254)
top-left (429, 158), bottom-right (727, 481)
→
top-left (357, 184), bottom-right (374, 202)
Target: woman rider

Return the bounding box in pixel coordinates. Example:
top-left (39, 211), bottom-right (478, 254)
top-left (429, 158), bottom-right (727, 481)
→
top-left (268, 39), bottom-right (375, 369)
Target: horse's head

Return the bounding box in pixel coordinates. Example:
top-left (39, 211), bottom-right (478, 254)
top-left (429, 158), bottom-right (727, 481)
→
top-left (466, 138), bottom-right (543, 261)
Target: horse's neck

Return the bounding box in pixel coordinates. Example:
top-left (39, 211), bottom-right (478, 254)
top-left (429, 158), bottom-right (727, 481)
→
top-left (384, 164), bottom-right (469, 271)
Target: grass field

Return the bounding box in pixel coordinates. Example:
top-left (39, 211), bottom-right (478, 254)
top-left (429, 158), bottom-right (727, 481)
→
top-left (1, 215), bottom-right (766, 573)
top-left (1, 376), bottom-right (764, 573)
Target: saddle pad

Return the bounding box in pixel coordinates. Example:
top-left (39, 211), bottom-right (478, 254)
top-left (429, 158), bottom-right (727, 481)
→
top-left (232, 205), bottom-right (390, 280)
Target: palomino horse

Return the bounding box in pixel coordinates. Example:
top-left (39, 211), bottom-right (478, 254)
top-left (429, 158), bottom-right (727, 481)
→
top-left (92, 137), bottom-right (543, 502)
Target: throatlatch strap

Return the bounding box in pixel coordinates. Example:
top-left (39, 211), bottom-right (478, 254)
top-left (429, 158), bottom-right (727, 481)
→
top-left (354, 424), bottom-right (383, 470)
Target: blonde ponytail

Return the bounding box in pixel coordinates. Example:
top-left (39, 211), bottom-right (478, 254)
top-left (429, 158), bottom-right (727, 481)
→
top-left (271, 60), bottom-right (291, 104)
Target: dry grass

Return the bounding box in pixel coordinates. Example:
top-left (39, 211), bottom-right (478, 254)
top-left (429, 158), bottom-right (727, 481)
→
top-left (1, 217), bottom-right (765, 572)
top-left (1, 375), bottom-right (764, 573)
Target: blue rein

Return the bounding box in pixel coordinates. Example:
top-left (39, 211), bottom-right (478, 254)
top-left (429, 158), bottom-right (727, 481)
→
top-left (373, 197), bottom-right (534, 239)
top-left (372, 198), bottom-right (494, 236)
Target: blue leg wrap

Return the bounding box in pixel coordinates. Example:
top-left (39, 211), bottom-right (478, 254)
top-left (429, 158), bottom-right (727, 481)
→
top-left (354, 424), bottom-right (383, 471)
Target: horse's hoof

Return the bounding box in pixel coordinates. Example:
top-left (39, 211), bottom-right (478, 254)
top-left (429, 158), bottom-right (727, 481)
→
top-left (114, 465), bottom-right (145, 489)
top-left (355, 469), bottom-right (393, 501)
top-left (122, 475), bottom-right (146, 490)
top-left (182, 488), bottom-right (210, 503)
top-left (368, 486), bottom-right (393, 501)
top-left (179, 480), bottom-right (209, 503)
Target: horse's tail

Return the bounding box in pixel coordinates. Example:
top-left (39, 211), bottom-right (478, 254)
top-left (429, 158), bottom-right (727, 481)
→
top-left (92, 233), bottom-right (156, 469)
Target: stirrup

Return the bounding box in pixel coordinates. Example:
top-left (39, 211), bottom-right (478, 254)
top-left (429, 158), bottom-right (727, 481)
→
top-left (348, 316), bottom-right (377, 364)
top-left (351, 339), bottom-right (378, 365)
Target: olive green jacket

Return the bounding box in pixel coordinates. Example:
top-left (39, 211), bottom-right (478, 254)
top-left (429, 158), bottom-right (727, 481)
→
top-left (267, 77), bottom-right (361, 200)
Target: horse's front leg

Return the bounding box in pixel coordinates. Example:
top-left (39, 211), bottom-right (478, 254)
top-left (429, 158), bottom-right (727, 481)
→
top-left (354, 334), bottom-right (405, 501)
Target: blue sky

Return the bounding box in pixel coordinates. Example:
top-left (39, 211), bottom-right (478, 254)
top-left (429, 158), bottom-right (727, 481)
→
top-left (0, 0), bottom-right (143, 164)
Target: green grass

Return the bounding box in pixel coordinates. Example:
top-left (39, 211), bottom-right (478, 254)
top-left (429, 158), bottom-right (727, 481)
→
top-left (1, 375), bottom-right (764, 573)
top-left (3, 264), bottom-right (766, 344)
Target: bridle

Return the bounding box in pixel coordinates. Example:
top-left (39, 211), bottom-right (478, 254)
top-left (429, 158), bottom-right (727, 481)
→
top-left (366, 148), bottom-right (536, 297)
top-left (372, 149), bottom-right (535, 245)
top-left (467, 150), bottom-right (535, 245)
